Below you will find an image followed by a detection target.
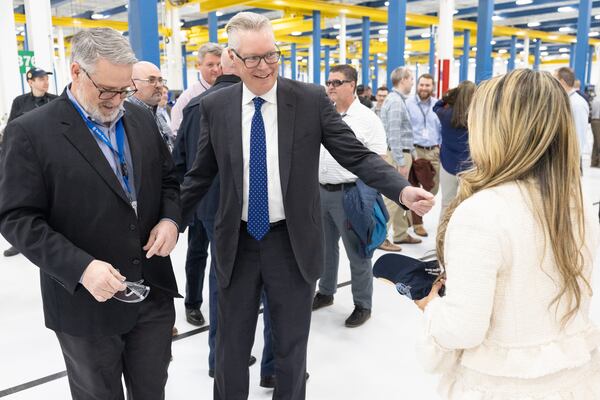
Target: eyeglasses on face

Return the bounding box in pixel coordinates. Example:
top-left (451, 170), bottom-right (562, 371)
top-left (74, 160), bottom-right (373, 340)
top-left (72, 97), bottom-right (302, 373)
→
top-left (230, 48), bottom-right (281, 68)
top-left (81, 67), bottom-right (138, 100)
top-left (133, 76), bottom-right (167, 86)
top-left (325, 79), bottom-right (352, 88)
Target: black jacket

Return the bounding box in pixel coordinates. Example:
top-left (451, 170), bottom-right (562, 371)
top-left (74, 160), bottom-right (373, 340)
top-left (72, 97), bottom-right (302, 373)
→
top-left (172, 74), bottom-right (241, 223)
top-left (0, 89), bottom-right (181, 336)
top-left (8, 92), bottom-right (58, 122)
top-left (180, 77), bottom-right (409, 288)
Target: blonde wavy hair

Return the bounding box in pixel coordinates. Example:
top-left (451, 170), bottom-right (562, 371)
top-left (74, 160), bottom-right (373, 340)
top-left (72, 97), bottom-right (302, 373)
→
top-left (436, 69), bottom-right (589, 324)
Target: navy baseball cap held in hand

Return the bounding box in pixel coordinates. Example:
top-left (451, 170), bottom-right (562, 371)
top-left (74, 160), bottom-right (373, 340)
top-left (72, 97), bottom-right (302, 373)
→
top-left (373, 253), bottom-right (445, 300)
top-left (26, 68), bottom-right (53, 80)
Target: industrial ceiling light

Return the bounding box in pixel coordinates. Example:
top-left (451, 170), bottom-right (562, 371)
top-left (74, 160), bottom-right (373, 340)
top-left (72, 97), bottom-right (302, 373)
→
top-left (421, 32), bottom-right (431, 38)
top-left (378, 29), bottom-right (388, 35)
top-left (291, 31), bottom-right (302, 36)
top-left (492, 15), bottom-right (503, 21)
top-left (527, 21), bottom-right (541, 27)
top-left (498, 49), bottom-right (507, 54)
top-left (516, 0), bottom-right (533, 4)
top-left (557, 6), bottom-right (576, 13)
top-left (595, 15), bottom-right (600, 20)
top-left (558, 47), bottom-right (569, 52)
top-left (590, 31), bottom-right (600, 37)
top-left (91, 13), bottom-right (107, 20)
top-left (558, 26), bottom-right (572, 32)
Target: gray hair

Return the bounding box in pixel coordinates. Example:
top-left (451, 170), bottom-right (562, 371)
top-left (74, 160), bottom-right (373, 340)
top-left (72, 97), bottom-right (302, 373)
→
top-left (390, 67), bottom-right (412, 87)
top-left (198, 42), bottom-right (223, 63)
top-left (226, 12), bottom-right (273, 50)
top-left (70, 28), bottom-right (138, 73)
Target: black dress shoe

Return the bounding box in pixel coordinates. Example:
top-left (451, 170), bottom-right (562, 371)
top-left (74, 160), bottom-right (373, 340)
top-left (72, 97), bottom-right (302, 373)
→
top-left (3, 246), bottom-right (19, 257)
top-left (185, 308), bottom-right (205, 326)
top-left (344, 306), bottom-right (371, 328)
top-left (312, 293), bottom-right (334, 310)
top-left (209, 356), bottom-right (256, 379)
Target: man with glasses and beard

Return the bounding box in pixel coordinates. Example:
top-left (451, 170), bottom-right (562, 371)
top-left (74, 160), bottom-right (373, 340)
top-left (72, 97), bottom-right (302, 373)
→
top-left (404, 73), bottom-right (442, 238)
top-left (0, 28), bottom-right (180, 399)
top-left (180, 12), bottom-right (434, 400)
top-left (129, 61), bottom-right (174, 150)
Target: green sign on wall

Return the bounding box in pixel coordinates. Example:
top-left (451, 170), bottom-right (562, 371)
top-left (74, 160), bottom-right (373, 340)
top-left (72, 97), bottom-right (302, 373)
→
top-left (18, 50), bottom-right (35, 74)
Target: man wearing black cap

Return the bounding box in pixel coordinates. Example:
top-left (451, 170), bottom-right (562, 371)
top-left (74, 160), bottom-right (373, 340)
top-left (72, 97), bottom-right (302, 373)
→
top-left (8, 68), bottom-right (58, 123)
top-left (3, 68), bottom-right (58, 257)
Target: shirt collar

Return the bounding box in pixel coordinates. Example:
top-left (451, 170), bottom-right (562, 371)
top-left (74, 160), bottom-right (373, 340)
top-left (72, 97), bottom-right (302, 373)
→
top-left (199, 74), bottom-right (212, 91)
top-left (66, 85), bottom-right (125, 128)
top-left (341, 96), bottom-right (362, 117)
top-left (393, 88), bottom-right (408, 100)
top-left (242, 81), bottom-right (278, 106)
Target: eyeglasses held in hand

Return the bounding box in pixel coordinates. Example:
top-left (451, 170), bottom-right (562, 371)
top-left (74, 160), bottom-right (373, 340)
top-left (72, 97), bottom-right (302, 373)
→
top-left (325, 79), bottom-right (352, 88)
top-left (113, 279), bottom-right (150, 303)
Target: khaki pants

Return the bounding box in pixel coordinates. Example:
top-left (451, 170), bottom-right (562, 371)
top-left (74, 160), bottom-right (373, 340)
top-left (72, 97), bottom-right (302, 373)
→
top-left (411, 146), bottom-right (440, 226)
top-left (383, 150), bottom-right (413, 242)
top-left (439, 165), bottom-right (459, 223)
top-left (591, 120), bottom-right (600, 167)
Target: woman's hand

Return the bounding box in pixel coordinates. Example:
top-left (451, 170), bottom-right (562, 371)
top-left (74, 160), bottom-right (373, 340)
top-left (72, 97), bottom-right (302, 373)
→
top-left (415, 279), bottom-right (445, 312)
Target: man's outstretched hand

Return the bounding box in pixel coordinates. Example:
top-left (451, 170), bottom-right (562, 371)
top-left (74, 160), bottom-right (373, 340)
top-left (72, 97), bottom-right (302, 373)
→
top-left (400, 187), bottom-right (435, 216)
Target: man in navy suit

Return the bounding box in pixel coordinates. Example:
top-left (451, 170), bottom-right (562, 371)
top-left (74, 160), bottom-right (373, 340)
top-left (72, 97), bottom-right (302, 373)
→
top-left (180, 12), bottom-right (434, 400)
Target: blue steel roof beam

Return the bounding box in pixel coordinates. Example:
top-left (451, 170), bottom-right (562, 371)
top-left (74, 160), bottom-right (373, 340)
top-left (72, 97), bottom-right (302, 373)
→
top-left (454, 0), bottom-right (579, 18)
top-left (487, 1), bottom-right (600, 20)
top-left (73, 5), bottom-right (128, 19)
top-left (181, 8), bottom-right (271, 28)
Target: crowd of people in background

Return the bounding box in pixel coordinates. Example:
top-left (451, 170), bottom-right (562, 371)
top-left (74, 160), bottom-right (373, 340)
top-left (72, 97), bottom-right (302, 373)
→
top-left (1, 9), bottom-right (600, 400)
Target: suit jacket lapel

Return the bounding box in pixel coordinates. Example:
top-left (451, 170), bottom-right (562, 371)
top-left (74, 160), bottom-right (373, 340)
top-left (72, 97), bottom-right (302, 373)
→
top-left (60, 99), bottom-right (132, 206)
top-left (276, 78), bottom-right (296, 200)
top-left (227, 85), bottom-right (244, 203)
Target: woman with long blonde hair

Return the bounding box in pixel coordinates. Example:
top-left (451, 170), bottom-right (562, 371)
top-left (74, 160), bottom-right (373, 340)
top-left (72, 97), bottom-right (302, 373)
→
top-left (415, 69), bottom-right (600, 398)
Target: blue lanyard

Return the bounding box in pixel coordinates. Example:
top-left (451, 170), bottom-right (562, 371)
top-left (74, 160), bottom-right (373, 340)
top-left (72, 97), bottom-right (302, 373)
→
top-left (69, 99), bottom-right (132, 196)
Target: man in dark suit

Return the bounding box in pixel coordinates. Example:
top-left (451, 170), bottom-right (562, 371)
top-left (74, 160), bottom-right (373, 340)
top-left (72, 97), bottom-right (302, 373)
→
top-left (0, 28), bottom-right (180, 399)
top-left (173, 51), bottom-right (275, 385)
top-left (180, 12), bottom-right (434, 400)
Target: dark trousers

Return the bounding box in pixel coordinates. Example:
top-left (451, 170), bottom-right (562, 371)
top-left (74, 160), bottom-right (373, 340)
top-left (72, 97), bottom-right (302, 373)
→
top-left (205, 219), bottom-right (275, 376)
top-left (214, 223), bottom-right (314, 400)
top-left (55, 289), bottom-right (175, 400)
top-left (184, 217), bottom-right (210, 309)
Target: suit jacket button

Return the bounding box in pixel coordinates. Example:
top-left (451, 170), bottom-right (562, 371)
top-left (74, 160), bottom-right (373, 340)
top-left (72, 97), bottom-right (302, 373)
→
top-left (129, 224), bottom-right (136, 231)
top-left (132, 258), bottom-right (140, 265)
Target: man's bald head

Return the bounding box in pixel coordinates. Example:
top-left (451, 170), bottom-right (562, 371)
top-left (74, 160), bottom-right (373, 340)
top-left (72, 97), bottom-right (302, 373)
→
top-left (132, 61), bottom-right (165, 106)
top-left (221, 49), bottom-right (237, 75)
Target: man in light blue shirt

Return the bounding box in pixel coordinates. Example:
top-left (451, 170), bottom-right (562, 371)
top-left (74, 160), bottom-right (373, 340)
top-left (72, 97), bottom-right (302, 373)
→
top-left (405, 74), bottom-right (441, 237)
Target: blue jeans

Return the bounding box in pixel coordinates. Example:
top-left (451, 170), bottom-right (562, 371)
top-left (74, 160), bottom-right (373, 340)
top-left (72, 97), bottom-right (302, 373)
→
top-left (184, 218), bottom-right (210, 309)
top-left (204, 219), bottom-right (275, 376)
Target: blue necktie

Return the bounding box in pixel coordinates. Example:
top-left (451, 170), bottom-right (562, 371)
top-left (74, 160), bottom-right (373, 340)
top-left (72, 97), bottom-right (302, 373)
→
top-left (247, 97), bottom-right (270, 240)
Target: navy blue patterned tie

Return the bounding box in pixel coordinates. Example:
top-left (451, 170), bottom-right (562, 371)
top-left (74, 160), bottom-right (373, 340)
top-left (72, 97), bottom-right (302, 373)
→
top-left (247, 97), bottom-right (270, 240)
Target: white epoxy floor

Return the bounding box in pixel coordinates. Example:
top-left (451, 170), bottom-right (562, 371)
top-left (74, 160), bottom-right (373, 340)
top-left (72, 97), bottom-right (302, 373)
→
top-left (2, 157), bottom-right (600, 400)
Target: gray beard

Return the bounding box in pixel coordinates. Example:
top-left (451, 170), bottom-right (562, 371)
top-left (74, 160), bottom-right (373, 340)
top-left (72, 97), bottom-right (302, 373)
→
top-left (74, 86), bottom-right (121, 124)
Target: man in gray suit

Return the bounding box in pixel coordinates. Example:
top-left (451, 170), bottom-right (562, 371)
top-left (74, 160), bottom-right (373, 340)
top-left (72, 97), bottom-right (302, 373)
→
top-left (180, 12), bottom-right (434, 400)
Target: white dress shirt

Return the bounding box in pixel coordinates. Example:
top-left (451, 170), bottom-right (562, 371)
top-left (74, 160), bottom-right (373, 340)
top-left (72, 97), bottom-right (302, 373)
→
top-left (241, 82), bottom-right (285, 223)
top-left (319, 97), bottom-right (388, 184)
top-left (568, 89), bottom-right (590, 153)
